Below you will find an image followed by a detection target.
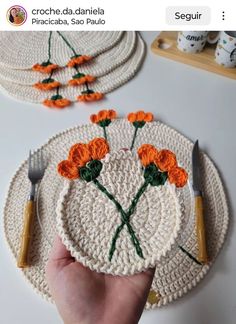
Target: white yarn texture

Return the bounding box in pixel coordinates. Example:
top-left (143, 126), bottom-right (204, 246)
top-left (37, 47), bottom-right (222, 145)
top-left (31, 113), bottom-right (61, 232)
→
top-left (4, 119), bottom-right (229, 308)
top-left (0, 32), bottom-right (137, 84)
top-left (0, 32), bottom-right (145, 103)
top-left (0, 31), bottom-right (124, 68)
top-left (56, 150), bottom-right (182, 275)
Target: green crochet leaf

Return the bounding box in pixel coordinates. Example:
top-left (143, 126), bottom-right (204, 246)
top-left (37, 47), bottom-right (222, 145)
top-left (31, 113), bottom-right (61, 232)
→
top-left (144, 163), bottom-right (168, 186)
top-left (71, 54), bottom-right (81, 59)
top-left (41, 61), bottom-right (52, 67)
top-left (81, 89), bottom-right (94, 95)
top-left (87, 160), bottom-right (103, 178)
top-left (150, 171), bottom-right (168, 186)
top-left (133, 121), bottom-right (146, 128)
top-left (42, 78), bottom-right (54, 84)
top-left (72, 72), bottom-right (85, 79)
top-left (99, 119), bottom-right (111, 127)
top-left (144, 163), bottom-right (158, 182)
top-left (80, 167), bottom-right (93, 182)
top-left (80, 160), bottom-right (103, 182)
top-left (51, 94), bottom-right (63, 100)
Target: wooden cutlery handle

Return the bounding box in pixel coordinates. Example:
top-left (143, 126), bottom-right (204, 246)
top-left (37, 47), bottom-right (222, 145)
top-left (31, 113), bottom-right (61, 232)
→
top-left (17, 200), bottom-right (35, 268)
top-left (195, 196), bottom-right (208, 264)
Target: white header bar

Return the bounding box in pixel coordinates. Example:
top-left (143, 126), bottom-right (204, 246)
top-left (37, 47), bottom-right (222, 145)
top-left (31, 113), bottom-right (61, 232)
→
top-left (0, 1), bottom-right (235, 30)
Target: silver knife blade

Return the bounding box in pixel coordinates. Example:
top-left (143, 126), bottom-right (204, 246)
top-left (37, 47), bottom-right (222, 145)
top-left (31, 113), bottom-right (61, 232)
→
top-left (192, 140), bottom-right (202, 195)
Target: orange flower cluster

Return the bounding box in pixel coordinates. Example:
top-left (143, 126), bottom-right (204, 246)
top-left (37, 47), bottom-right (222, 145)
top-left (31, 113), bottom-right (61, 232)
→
top-left (78, 92), bottom-right (104, 102)
top-left (32, 63), bottom-right (59, 74)
top-left (128, 111), bottom-right (154, 123)
top-left (168, 167), bottom-right (188, 188)
top-left (138, 144), bottom-right (188, 187)
top-left (58, 138), bottom-right (109, 179)
top-left (34, 80), bottom-right (61, 91)
top-left (137, 144), bottom-right (158, 167)
top-left (67, 55), bottom-right (93, 68)
top-left (68, 75), bottom-right (96, 86)
top-left (156, 150), bottom-right (177, 172)
top-left (43, 96), bottom-right (71, 109)
top-left (90, 110), bottom-right (117, 124)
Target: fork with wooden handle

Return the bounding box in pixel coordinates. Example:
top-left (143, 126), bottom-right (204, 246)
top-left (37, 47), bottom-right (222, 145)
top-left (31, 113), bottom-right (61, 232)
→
top-left (17, 150), bottom-right (46, 268)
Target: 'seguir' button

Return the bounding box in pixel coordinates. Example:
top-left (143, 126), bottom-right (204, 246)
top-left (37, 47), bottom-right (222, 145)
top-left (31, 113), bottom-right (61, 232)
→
top-left (166, 6), bottom-right (211, 25)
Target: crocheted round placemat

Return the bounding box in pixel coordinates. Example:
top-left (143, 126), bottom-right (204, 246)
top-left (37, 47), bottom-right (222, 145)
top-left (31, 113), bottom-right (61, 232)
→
top-left (0, 31), bottom-right (123, 68)
top-left (0, 34), bottom-right (145, 103)
top-left (57, 149), bottom-right (182, 275)
top-left (0, 32), bottom-right (137, 84)
top-left (4, 119), bottom-right (229, 308)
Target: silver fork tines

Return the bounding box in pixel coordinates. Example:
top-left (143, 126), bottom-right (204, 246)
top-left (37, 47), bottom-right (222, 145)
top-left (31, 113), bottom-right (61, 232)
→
top-left (28, 150), bottom-right (46, 200)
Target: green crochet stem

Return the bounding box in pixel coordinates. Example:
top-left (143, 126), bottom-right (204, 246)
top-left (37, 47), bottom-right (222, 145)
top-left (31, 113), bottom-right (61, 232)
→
top-left (56, 32), bottom-right (95, 96)
top-left (127, 180), bottom-right (149, 218)
top-left (50, 86), bottom-right (62, 101)
top-left (74, 65), bottom-right (82, 78)
top-left (85, 81), bottom-right (91, 92)
top-left (48, 68), bottom-right (54, 80)
top-left (57, 31), bottom-right (77, 56)
top-left (80, 81), bottom-right (93, 97)
top-left (109, 180), bottom-right (149, 260)
top-left (92, 179), bottom-right (143, 261)
top-left (70, 53), bottom-right (94, 97)
top-left (47, 31), bottom-right (52, 63)
top-left (130, 126), bottom-right (138, 150)
top-left (102, 126), bottom-right (108, 141)
top-left (49, 71), bottom-right (53, 78)
top-left (93, 179), bottom-right (126, 218)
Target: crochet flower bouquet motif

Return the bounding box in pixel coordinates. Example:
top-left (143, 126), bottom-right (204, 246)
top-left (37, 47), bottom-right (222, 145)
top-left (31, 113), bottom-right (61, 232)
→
top-left (33, 31), bottom-right (103, 109)
top-left (57, 110), bottom-right (188, 261)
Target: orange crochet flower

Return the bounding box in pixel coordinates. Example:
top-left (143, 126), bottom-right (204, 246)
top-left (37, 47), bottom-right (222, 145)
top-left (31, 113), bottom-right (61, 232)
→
top-left (58, 138), bottom-right (109, 180)
top-left (78, 92), bottom-right (104, 102)
top-left (88, 138), bottom-right (109, 160)
top-left (57, 160), bottom-right (80, 180)
top-left (32, 63), bottom-right (59, 74)
top-left (43, 95), bottom-right (71, 109)
top-left (155, 150), bottom-right (177, 172)
top-left (34, 80), bottom-right (61, 91)
top-left (67, 55), bottom-right (93, 68)
top-left (137, 143), bottom-right (188, 188)
top-left (129, 112), bottom-right (154, 150)
top-left (138, 144), bottom-right (159, 167)
top-left (107, 110), bottom-right (117, 119)
top-left (168, 167), bottom-right (188, 188)
top-left (90, 110), bottom-right (117, 124)
top-left (128, 111), bottom-right (154, 123)
top-left (68, 75), bottom-right (96, 86)
top-left (68, 143), bottom-right (91, 167)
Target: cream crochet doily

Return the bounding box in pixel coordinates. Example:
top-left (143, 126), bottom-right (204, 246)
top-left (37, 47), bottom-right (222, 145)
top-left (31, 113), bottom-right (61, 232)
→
top-left (0, 32), bottom-right (137, 83)
top-left (0, 31), bottom-right (123, 68)
top-left (57, 150), bottom-right (182, 275)
top-left (0, 33), bottom-right (145, 103)
top-left (4, 119), bottom-right (229, 308)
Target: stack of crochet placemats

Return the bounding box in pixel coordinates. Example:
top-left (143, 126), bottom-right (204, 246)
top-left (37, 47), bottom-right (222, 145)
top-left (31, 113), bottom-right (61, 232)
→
top-left (0, 31), bottom-right (145, 108)
top-left (4, 113), bottom-right (229, 308)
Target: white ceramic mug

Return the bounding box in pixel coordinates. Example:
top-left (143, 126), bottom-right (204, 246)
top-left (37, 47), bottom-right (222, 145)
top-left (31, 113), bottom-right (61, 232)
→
top-left (214, 31), bottom-right (236, 68)
top-left (177, 31), bottom-right (215, 54)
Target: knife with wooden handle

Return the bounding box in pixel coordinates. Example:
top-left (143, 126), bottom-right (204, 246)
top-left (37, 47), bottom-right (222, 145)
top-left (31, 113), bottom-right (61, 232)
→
top-left (192, 140), bottom-right (208, 264)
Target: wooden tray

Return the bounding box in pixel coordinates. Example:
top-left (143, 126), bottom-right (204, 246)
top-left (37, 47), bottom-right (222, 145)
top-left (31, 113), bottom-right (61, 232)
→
top-left (151, 32), bottom-right (236, 80)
